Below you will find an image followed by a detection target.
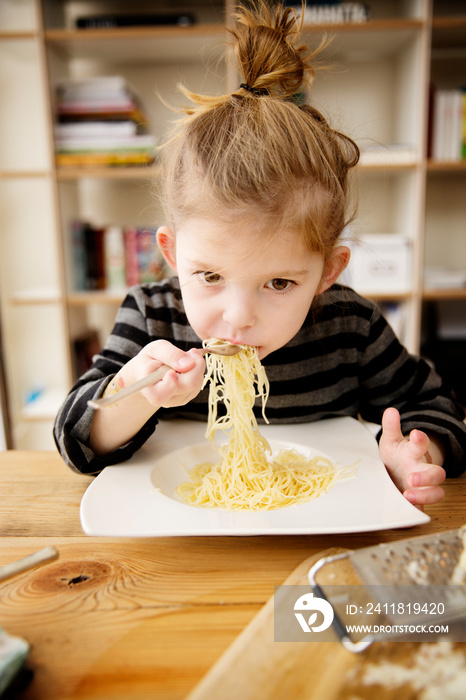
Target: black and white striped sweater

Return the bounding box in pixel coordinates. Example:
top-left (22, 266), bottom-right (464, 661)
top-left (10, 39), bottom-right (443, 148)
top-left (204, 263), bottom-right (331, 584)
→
top-left (53, 279), bottom-right (466, 476)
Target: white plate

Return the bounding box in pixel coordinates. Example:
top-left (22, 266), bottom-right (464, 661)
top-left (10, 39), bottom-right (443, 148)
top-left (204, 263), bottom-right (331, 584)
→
top-left (80, 416), bottom-right (429, 536)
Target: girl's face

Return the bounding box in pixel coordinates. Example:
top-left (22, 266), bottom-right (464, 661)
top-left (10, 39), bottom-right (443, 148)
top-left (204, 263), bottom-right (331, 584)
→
top-left (157, 219), bottom-right (348, 360)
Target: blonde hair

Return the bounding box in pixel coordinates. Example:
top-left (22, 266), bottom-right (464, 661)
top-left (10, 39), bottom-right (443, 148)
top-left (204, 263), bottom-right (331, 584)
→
top-left (160, 1), bottom-right (359, 258)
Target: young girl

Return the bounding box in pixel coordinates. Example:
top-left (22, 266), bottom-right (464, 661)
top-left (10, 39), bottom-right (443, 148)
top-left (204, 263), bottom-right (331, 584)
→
top-left (54, 1), bottom-right (466, 507)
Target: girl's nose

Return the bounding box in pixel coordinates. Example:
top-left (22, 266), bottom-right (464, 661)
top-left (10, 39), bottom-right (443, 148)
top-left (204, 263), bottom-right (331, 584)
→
top-left (222, 292), bottom-right (256, 330)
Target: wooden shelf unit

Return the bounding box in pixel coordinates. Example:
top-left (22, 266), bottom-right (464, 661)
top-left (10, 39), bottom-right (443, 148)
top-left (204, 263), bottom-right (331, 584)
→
top-left (0, 0), bottom-right (465, 448)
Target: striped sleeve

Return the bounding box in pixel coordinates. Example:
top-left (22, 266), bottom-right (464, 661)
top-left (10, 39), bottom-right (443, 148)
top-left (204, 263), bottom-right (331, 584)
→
top-left (53, 280), bottom-right (197, 474)
top-left (338, 289), bottom-right (466, 476)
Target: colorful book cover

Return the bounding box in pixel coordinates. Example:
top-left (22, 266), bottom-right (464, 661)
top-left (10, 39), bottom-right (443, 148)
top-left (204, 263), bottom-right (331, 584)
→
top-left (137, 228), bottom-right (166, 283)
top-left (104, 226), bottom-right (126, 290)
top-left (124, 227), bottom-right (139, 286)
top-left (84, 224), bottom-right (105, 290)
top-left (70, 219), bottom-right (87, 291)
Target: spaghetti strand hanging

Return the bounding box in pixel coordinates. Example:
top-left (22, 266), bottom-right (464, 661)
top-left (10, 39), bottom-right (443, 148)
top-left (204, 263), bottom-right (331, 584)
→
top-left (177, 340), bottom-right (354, 510)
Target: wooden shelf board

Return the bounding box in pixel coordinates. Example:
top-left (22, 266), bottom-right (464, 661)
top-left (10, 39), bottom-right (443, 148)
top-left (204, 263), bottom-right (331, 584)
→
top-left (55, 162), bottom-right (420, 180)
top-left (0, 31), bottom-right (37, 40)
top-left (427, 160), bottom-right (466, 172)
top-left (56, 165), bottom-right (159, 180)
top-left (1, 170), bottom-right (51, 179)
top-left (358, 161), bottom-right (419, 171)
top-left (10, 289), bottom-right (62, 305)
top-left (45, 17), bottom-right (423, 42)
top-left (43, 17), bottom-right (424, 62)
top-left (67, 291), bottom-right (127, 306)
top-left (45, 23), bottom-right (226, 41)
top-left (361, 292), bottom-right (412, 302)
top-left (432, 17), bottom-right (466, 29)
top-left (422, 289), bottom-right (466, 300)
top-left (45, 23), bottom-right (227, 62)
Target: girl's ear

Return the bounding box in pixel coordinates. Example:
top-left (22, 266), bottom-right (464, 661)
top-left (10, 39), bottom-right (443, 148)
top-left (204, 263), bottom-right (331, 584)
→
top-left (317, 246), bottom-right (350, 295)
top-left (156, 226), bottom-right (177, 272)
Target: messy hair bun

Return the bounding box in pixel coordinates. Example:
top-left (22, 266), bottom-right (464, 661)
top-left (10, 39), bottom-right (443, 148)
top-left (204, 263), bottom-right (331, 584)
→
top-left (160, 1), bottom-right (359, 257)
top-left (231, 1), bottom-right (315, 100)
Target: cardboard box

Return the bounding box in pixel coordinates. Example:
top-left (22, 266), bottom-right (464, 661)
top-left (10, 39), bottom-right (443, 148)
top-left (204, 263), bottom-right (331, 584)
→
top-left (345, 234), bottom-right (412, 294)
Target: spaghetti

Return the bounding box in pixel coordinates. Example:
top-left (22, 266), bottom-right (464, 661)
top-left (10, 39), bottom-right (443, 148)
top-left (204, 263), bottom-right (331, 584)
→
top-left (176, 339), bottom-right (354, 510)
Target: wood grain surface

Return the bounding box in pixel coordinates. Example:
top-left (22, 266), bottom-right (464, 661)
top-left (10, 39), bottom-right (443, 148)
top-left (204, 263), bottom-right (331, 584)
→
top-left (187, 549), bottom-right (466, 700)
top-left (1, 450), bottom-right (465, 699)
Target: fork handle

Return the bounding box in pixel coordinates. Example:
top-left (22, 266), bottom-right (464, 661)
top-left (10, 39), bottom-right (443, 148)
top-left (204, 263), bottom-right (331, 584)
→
top-left (88, 349), bottom-right (208, 409)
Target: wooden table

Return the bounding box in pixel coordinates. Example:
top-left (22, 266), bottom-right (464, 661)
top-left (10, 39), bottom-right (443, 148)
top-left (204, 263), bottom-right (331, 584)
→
top-left (1, 449), bottom-right (465, 699)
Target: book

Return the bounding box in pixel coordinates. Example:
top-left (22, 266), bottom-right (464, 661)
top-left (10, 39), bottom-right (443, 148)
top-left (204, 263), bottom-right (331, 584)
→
top-left (124, 227), bottom-right (168, 285)
top-left (104, 226), bottom-right (126, 290)
top-left (55, 134), bottom-right (155, 152)
top-left (285, 2), bottom-right (370, 24)
top-left (71, 221), bottom-right (168, 291)
top-left (431, 88), bottom-right (465, 161)
top-left (55, 121), bottom-right (137, 139)
top-left (56, 76), bottom-right (129, 98)
top-left (76, 13), bottom-right (196, 29)
top-left (56, 151), bottom-right (154, 167)
top-left (54, 76), bottom-right (156, 168)
top-left (83, 224), bottom-right (105, 290)
top-left (55, 133), bottom-right (156, 167)
top-left (136, 229), bottom-right (167, 283)
top-left (73, 330), bottom-right (102, 376)
top-left (124, 226), bottom-right (139, 287)
top-left (71, 219), bottom-right (88, 291)
top-left (358, 144), bottom-right (417, 166)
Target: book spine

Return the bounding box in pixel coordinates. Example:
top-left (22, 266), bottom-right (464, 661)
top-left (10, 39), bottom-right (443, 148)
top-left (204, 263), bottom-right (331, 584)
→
top-left (137, 228), bottom-right (160, 283)
top-left (432, 89), bottom-right (445, 160)
top-left (84, 224), bottom-right (105, 290)
top-left (432, 89), bottom-right (465, 161)
top-left (124, 227), bottom-right (139, 286)
top-left (104, 225), bottom-right (127, 290)
top-left (450, 91), bottom-right (462, 161)
top-left (76, 14), bottom-right (196, 29)
top-left (461, 88), bottom-right (466, 160)
top-left (71, 219), bottom-right (87, 291)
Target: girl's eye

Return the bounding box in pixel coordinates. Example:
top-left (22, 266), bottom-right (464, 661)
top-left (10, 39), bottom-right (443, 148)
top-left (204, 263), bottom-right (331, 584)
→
top-left (266, 278), bottom-right (295, 292)
top-left (197, 271), bottom-right (222, 285)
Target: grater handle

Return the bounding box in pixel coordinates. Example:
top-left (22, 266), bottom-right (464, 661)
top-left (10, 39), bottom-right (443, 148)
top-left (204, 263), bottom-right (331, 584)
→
top-left (311, 581), bottom-right (373, 653)
top-left (308, 553), bottom-right (373, 653)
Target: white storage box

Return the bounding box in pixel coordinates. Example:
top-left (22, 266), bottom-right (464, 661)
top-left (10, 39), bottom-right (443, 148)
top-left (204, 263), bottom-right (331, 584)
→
top-left (345, 234), bottom-right (412, 294)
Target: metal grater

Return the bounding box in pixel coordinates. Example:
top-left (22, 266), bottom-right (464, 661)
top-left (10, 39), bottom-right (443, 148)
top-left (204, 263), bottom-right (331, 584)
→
top-left (308, 527), bottom-right (466, 652)
top-left (348, 527), bottom-right (466, 587)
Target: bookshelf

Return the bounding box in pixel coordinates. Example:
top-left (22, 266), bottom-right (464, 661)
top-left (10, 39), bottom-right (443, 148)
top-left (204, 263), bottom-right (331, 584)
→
top-left (0, 0), bottom-right (465, 449)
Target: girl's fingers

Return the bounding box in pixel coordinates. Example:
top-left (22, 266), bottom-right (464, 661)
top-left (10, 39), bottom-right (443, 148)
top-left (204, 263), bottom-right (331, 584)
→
top-left (407, 428), bottom-right (432, 461)
top-left (403, 485), bottom-right (445, 506)
top-left (143, 340), bottom-right (198, 374)
top-left (409, 465), bottom-right (446, 488)
top-left (381, 407), bottom-right (403, 444)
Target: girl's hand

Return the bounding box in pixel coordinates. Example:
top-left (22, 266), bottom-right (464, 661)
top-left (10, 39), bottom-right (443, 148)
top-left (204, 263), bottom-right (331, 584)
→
top-left (378, 407), bottom-right (446, 507)
top-left (90, 341), bottom-right (206, 456)
top-left (119, 341), bottom-right (206, 409)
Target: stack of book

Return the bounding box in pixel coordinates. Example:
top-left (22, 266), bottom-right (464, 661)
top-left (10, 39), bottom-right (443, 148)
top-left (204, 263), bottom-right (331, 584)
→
top-left (285, 1), bottom-right (370, 24)
top-left (54, 76), bottom-right (156, 167)
top-left (71, 221), bottom-right (168, 291)
top-left (429, 88), bottom-right (466, 161)
top-left (75, 12), bottom-right (196, 28)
